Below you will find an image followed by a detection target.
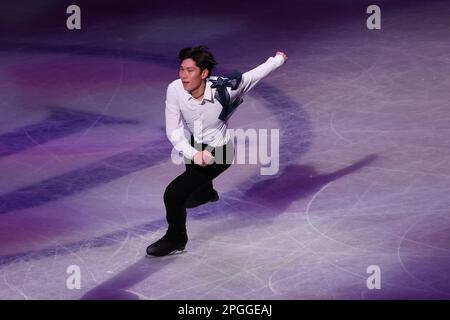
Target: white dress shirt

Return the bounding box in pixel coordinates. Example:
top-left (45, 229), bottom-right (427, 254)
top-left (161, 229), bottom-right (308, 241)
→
top-left (165, 54), bottom-right (285, 160)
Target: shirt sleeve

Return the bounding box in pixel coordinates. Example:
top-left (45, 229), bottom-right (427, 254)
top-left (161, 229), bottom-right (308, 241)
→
top-left (165, 83), bottom-right (198, 160)
top-left (236, 54), bottom-right (285, 96)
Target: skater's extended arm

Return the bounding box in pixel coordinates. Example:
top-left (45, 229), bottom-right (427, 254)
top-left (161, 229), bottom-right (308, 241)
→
top-left (236, 51), bottom-right (288, 96)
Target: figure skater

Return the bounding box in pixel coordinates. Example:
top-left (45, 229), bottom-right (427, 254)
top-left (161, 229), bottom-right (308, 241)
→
top-left (146, 45), bottom-right (287, 256)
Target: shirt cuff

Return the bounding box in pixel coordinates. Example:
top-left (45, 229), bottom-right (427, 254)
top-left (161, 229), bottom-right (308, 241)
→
top-left (273, 54), bottom-right (285, 66)
top-left (183, 145), bottom-right (198, 160)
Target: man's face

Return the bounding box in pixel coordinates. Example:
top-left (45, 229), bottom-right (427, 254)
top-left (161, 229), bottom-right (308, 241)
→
top-left (179, 58), bottom-right (208, 92)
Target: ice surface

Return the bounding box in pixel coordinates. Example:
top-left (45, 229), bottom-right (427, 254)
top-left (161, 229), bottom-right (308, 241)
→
top-left (0, 0), bottom-right (449, 299)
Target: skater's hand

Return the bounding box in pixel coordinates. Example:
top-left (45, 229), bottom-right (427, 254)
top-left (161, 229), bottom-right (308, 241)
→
top-left (276, 51), bottom-right (288, 62)
top-left (193, 150), bottom-right (214, 167)
top-left (201, 150), bottom-right (215, 165)
top-left (193, 151), bottom-right (204, 166)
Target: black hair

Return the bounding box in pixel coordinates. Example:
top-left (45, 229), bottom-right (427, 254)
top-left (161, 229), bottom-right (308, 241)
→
top-left (178, 45), bottom-right (217, 77)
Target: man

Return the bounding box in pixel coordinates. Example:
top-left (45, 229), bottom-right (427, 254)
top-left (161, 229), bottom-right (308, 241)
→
top-left (147, 45), bottom-right (288, 256)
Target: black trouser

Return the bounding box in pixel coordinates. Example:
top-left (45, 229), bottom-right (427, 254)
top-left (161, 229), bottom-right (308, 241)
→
top-left (163, 135), bottom-right (234, 234)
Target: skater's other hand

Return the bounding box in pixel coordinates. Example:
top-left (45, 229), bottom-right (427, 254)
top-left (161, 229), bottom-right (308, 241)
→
top-left (193, 151), bottom-right (205, 166)
top-left (201, 150), bottom-right (215, 166)
top-left (193, 150), bottom-right (214, 166)
top-left (276, 51), bottom-right (288, 62)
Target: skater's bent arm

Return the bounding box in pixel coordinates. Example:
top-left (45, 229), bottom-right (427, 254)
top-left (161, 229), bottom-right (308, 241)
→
top-left (237, 52), bottom-right (287, 96)
top-left (165, 83), bottom-right (198, 160)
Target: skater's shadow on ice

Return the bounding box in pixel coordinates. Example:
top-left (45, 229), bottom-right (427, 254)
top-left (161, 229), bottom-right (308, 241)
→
top-left (241, 154), bottom-right (378, 217)
top-left (81, 254), bottom-right (184, 300)
top-left (193, 154), bottom-right (378, 234)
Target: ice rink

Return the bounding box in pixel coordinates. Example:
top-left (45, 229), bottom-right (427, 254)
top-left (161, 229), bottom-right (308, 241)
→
top-left (0, 0), bottom-right (449, 299)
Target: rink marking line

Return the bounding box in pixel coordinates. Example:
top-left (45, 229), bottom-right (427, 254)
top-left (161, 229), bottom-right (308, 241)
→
top-left (330, 112), bottom-right (353, 144)
top-left (396, 213), bottom-right (450, 296)
top-left (2, 270), bottom-right (30, 300)
top-left (305, 181), bottom-right (363, 251)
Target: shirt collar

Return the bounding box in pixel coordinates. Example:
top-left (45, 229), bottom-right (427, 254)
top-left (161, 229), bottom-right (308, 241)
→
top-left (187, 79), bottom-right (215, 103)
